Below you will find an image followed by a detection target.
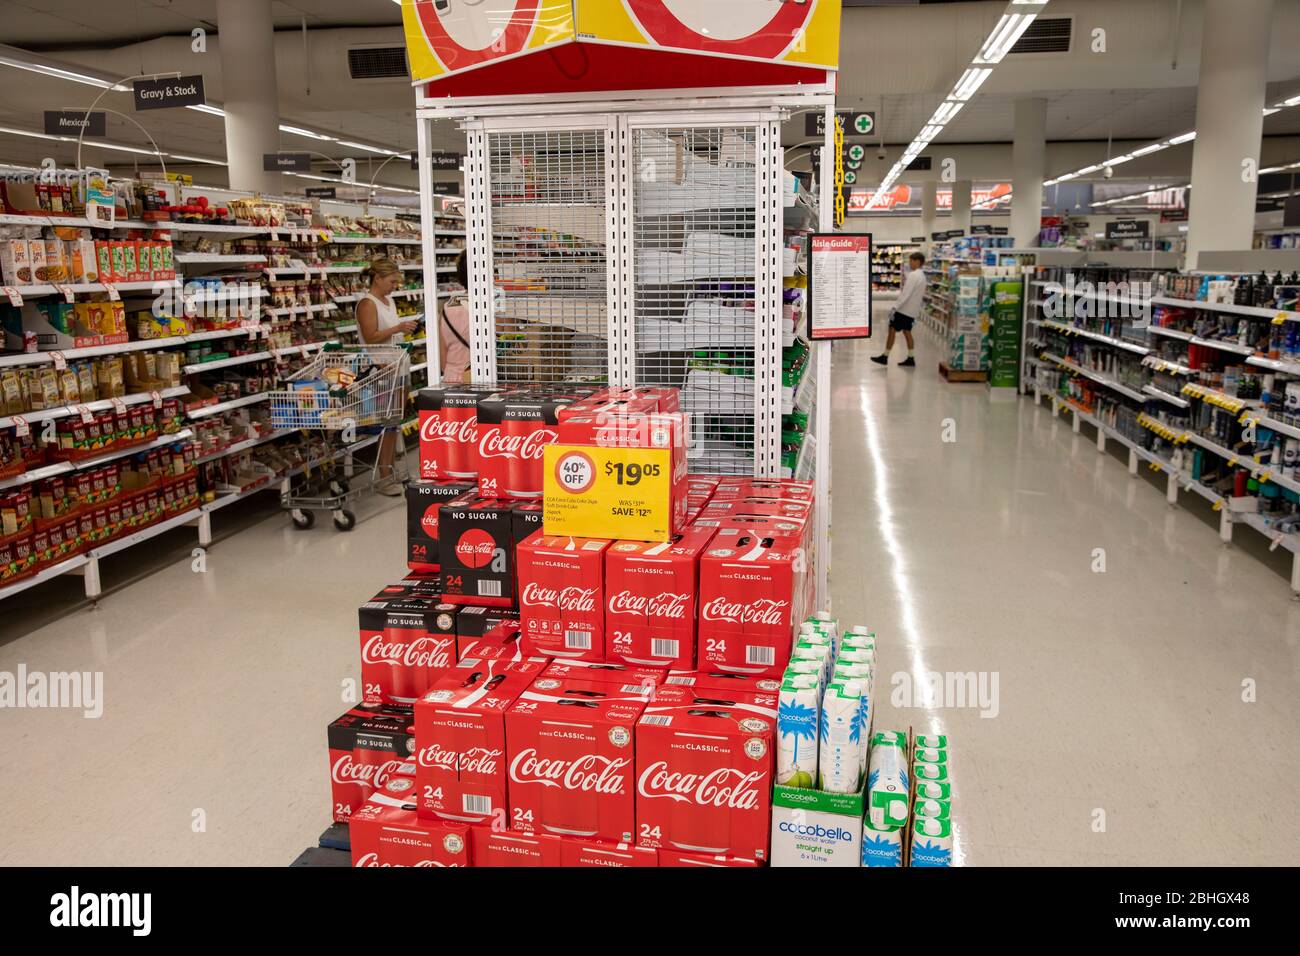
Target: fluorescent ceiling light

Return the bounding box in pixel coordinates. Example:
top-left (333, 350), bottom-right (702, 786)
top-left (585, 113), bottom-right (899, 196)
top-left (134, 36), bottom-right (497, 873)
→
top-left (187, 104), bottom-right (226, 117)
top-left (951, 67), bottom-right (992, 101)
top-left (975, 13), bottom-right (1037, 65)
top-left (280, 124), bottom-right (335, 141)
top-left (0, 124), bottom-right (64, 142)
top-left (917, 125), bottom-right (943, 142)
top-left (169, 153), bottom-right (227, 166)
top-left (1075, 165), bottom-right (1102, 175)
top-left (1166, 132), bottom-right (1196, 145)
top-left (1129, 143), bottom-right (1166, 158)
top-left (929, 101), bottom-right (964, 126)
top-left (337, 140), bottom-right (401, 156)
top-left (0, 56), bottom-right (129, 91)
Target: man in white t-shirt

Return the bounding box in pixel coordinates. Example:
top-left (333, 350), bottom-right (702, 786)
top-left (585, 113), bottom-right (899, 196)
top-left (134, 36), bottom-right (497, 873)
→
top-left (871, 251), bottom-right (926, 368)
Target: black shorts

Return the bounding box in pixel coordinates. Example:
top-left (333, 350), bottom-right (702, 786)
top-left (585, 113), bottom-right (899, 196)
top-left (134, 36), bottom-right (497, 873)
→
top-left (890, 311), bottom-right (915, 332)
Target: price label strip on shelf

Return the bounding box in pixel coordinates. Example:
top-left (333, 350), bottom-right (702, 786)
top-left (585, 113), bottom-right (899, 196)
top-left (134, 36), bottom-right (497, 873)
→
top-left (12, 414), bottom-right (30, 438)
top-left (54, 284), bottom-right (74, 304)
top-left (76, 404), bottom-right (93, 424)
top-left (3, 286), bottom-right (22, 307)
top-left (51, 351), bottom-right (66, 371)
top-left (543, 444), bottom-right (674, 542)
top-left (151, 390), bottom-right (162, 410)
top-left (111, 397), bottom-right (127, 415)
top-left (104, 284), bottom-right (120, 302)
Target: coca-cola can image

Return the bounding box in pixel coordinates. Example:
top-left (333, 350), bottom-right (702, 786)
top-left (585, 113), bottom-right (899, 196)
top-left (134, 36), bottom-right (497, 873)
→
top-left (414, 658), bottom-right (545, 822)
top-left (635, 684), bottom-right (775, 861)
top-left (475, 392), bottom-right (566, 499)
top-left (417, 385), bottom-right (495, 480)
top-left (516, 533), bottom-right (610, 660)
top-left (406, 479), bottom-right (475, 573)
top-left (438, 494), bottom-right (517, 606)
top-left (359, 595), bottom-right (459, 705)
top-left (327, 704), bottom-right (414, 823)
top-left (469, 826), bottom-right (564, 866)
top-left (506, 676), bottom-right (651, 843)
top-left (695, 526), bottom-right (811, 677)
top-left (604, 525), bottom-right (716, 670)
top-left (350, 773), bottom-right (472, 867)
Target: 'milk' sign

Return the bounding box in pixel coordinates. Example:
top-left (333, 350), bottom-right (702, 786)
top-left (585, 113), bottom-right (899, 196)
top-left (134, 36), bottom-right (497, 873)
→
top-left (133, 75), bottom-right (206, 111)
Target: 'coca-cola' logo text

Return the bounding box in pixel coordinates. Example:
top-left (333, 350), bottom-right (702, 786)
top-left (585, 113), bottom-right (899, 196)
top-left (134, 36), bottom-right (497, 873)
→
top-left (477, 426), bottom-right (557, 462)
top-left (636, 762), bottom-right (764, 809)
top-left (332, 754), bottom-right (403, 789)
top-left (355, 853), bottom-right (449, 868)
top-left (417, 743), bottom-right (501, 776)
top-left (520, 582), bottom-right (597, 612)
top-left (509, 749), bottom-right (629, 793)
top-left (362, 633), bottom-right (454, 670)
top-left (700, 596), bottom-right (788, 626)
top-left (420, 414), bottom-right (476, 446)
top-left (607, 590), bottom-right (690, 620)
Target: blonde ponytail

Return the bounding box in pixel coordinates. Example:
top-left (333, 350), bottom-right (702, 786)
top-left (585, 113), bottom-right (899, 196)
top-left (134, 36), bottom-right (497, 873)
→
top-left (363, 257), bottom-right (400, 285)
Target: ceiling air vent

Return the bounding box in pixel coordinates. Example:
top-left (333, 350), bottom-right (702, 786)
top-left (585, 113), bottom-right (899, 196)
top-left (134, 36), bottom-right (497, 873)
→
top-left (1008, 17), bottom-right (1072, 55)
top-left (347, 46), bottom-right (410, 80)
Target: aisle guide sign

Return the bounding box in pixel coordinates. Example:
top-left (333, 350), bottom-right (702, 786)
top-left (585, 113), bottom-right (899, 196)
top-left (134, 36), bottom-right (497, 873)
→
top-left (808, 233), bottom-right (872, 340)
top-left (543, 444), bottom-right (674, 542)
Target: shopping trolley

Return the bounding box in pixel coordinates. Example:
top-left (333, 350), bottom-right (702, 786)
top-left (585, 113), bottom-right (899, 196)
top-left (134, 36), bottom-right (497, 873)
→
top-left (267, 343), bottom-right (411, 531)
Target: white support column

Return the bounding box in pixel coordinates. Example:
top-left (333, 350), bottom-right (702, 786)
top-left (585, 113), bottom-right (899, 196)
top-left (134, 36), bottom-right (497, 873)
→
top-left (1166, 472), bottom-right (1178, 504)
top-left (1096, 427), bottom-right (1106, 452)
top-left (463, 126), bottom-right (497, 384)
top-left (1071, 410), bottom-right (1081, 434)
top-left (1185, 0), bottom-right (1274, 268)
top-left (416, 116), bottom-right (442, 383)
top-left (1219, 507), bottom-right (1233, 543)
top-left (1291, 552), bottom-right (1300, 597)
top-left (83, 556), bottom-right (101, 601)
top-left (1128, 448), bottom-right (1138, 476)
top-left (1011, 98), bottom-right (1046, 249)
top-left (951, 180), bottom-right (972, 235)
top-left (216, 0), bottom-right (281, 193)
top-left (920, 180), bottom-right (937, 253)
top-left (198, 511), bottom-right (212, 548)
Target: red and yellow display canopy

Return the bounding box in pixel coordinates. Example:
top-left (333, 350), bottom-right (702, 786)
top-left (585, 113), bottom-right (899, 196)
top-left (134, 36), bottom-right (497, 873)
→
top-left (401, 0), bottom-right (840, 97)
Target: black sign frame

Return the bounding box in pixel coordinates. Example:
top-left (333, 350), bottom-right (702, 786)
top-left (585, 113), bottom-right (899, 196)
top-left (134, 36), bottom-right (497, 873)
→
top-left (133, 75), bottom-right (206, 111)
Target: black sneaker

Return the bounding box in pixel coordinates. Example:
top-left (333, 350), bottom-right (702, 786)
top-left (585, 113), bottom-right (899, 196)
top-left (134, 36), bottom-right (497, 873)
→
top-left (898, 357), bottom-right (916, 367)
top-left (870, 355), bottom-right (889, 365)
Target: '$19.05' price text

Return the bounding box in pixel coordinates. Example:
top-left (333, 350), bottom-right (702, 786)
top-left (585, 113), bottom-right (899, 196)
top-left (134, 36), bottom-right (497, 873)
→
top-left (604, 461), bottom-right (661, 486)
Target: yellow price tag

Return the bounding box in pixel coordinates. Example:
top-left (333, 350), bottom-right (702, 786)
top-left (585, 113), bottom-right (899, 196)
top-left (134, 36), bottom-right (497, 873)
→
top-left (1212, 500), bottom-right (1224, 511)
top-left (1275, 313), bottom-right (1287, 325)
top-left (1228, 458), bottom-right (1238, 467)
top-left (543, 443), bottom-right (678, 542)
top-left (1263, 471), bottom-right (1274, 481)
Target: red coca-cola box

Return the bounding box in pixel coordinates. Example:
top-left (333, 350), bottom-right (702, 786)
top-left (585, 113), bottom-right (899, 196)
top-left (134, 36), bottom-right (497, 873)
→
top-left (474, 391), bottom-right (566, 499)
top-left (691, 512), bottom-right (809, 543)
top-left (555, 396), bottom-right (659, 422)
top-left (406, 479), bottom-right (476, 572)
top-left (359, 594), bottom-right (459, 706)
top-left (608, 386), bottom-right (680, 413)
top-left (455, 605), bottom-right (529, 662)
top-left (540, 658), bottom-right (667, 688)
top-left (326, 704), bottom-right (415, 823)
top-left (438, 493), bottom-right (517, 607)
top-left (656, 849), bottom-right (761, 867)
top-left (516, 532), bottom-right (610, 661)
top-left (350, 773), bottom-right (472, 867)
top-left (696, 528), bottom-right (807, 677)
top-left (697, 496), bottom-right (813, 520)
top-left (414, 658), bottom-right (545, 823)
top-left (506, 676), bottom-right (651, 844)
top-left (710, 478), bottom-right (814, 502)
top-left (635, 684), bottom-right (775, 862)
top-left (382, 573), bottom-right (444, 600)
top-left (662, 670), bottom-right (782, 695)
top-left (469, 827), bottom-right (563, 866)
top-left (417, 385), bottom-right (496, 480)
top-left (511, 500), bottom-right (543, 546)
top-left (560, 838), bottom-right (658, 867)
top-left (603, 525), bottom-right (716, 671)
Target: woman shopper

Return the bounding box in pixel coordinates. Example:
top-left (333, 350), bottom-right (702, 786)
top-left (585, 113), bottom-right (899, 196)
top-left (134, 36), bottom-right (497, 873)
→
top-left (440, 250), bottom-right (471, 384)
top-left (356, 257), bottom-right (420, 495)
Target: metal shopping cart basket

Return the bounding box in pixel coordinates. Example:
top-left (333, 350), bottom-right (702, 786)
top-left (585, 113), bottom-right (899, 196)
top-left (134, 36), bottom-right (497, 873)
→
top-left (267, 343), bottom-right (411, 531)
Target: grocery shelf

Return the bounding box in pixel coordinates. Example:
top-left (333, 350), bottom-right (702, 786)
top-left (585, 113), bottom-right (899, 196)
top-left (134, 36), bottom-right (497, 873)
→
top-left (1142, 356), bottom-right (1195, 376)
top-left (1147, 325), bottom-right (1194, 342)
top-left (0, 279), bottom-right (179, 301)
top-left (0, 385), bottom-right (190, 430)
top-left (1141, 384), bottom-right (1190, 408)
top-left (186, 392), bottom-right (270, 419)
top-left (1246, 355), bottom-right (1300, 375)
top-left (1249, 414), bottom-right (1300, 440)
top-left (90, 506), bottom-right (203, 560)
top-left (1041, 352), bottom-right (1146, 402)
top-left (0, 554), bottom-right (91, 602)
top-left (1180, 382), bottom-right (1260, 412)
top-left (183, 351), bottom-right (273, 374)
top-left (1149, 295), bottom-right (1300, 323)
top-left (330, 235), bottom-right (421, 246)
top-left (195, 429), bottom-right (294, 465)
top-left (175, 253), bottom-right (267, 265)
top-left (1040, 320), bottom-right (1150, 355)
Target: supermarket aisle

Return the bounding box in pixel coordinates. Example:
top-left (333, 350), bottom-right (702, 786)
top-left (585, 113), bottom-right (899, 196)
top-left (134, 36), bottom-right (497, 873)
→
top-left (837, 308), bottom-right (1300, 865)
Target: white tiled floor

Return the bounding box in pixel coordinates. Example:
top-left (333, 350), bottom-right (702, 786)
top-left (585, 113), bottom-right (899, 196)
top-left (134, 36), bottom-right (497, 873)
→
top-left (2, 309), bottom-right (1299, 865)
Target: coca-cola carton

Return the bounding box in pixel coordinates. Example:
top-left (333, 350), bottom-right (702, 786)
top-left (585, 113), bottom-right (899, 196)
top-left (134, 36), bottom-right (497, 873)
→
top-left (414, 657), bottom-right (545, 822)
top-left (506, 676), bottom-right (651, 843)
top-left (475, 392), bottom-right (567, 499)
top-left (511, 500), bottom-right (543, 546)
top-left (417, 385), bottom-right (496, 480)
top-left (608, 386), bottom-right (680, 413)
top-left (656, 849), bottom-right (760, 867)
top-left (327, 705), bottom-right (415, 822)
top-left (709, 478), bottom-right (814, 502)
top-left (438, 493), bottom-right (517, 607)
top-left (516, 532), bottom-right (610, 661)
top-left (604, 525), bottom-right (716, 670)
top-left (559, 837), bottom-right (658, 867)
top-left (696, 527), bottom-right (808, 677)
top-left (455, 605), bottom-right (529, 662)
top-left (359, 595), bottom-right (459, 705)
top-left (541, 659), bottom-right (667, 688)
top-left (697, 496), bottom-right (813, 521)
top-left (555, 395), bottom-right (659, 422)
top-left (406, 479), bottom-right (476, 572)
top-left (635, 684), bottom-right (776, 861)
top-left (662, 671), bottom-right (783, 695)
top-left (469, 827), bottom-right (563, 866)
top-left (350, 773), bottom-right (472, 867)
top-left (389, 573), bottom-right (444, 600)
